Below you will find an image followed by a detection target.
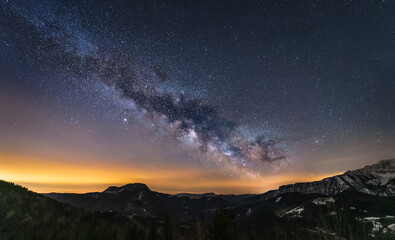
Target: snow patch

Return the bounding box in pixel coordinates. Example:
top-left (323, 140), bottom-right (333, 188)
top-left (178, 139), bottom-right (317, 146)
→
top-left (313, 197), bottom-right (335, 205)
top-left (138, 191), bottom-right (143, 200)
top-left (275, 196), bottom-right (282, 203)
top-left (375, 172), bottom-right (395, 185)
top-left (388, 224), bottom-right (395, 231)
top-left (328, 211), bottom-right (337, 216)
top-left (363, 217), bottom-right (384, 233)
top-left (246, 208), bottom-right (252, 216)
top-left (285, 206), bottom-right (304, 215)
top-left (372, 222), bottom-right (383, 232)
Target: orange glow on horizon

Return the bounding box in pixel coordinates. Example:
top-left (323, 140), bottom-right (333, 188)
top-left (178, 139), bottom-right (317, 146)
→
top-left (0, 151), bottom-right (343, 194)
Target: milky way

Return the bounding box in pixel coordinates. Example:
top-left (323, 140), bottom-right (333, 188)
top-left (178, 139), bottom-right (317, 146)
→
top-left (0, 0), bottom-right (288, 173)
top-left (1, 0), bottom-right (395, 178)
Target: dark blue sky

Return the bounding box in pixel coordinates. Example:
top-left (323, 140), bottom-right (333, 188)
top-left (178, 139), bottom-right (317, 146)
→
top-left (0, 0), bottom-right (394, 193)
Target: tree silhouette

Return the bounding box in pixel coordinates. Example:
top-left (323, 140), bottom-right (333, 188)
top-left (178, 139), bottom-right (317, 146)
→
top-left (207, 208), bottom-right (240, 240)
top-left (162, 215), bottom-right (173, 240)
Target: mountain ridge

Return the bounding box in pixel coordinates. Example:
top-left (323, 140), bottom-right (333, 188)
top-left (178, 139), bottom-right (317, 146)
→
top-left (44, 159), bottom-right (395, 199)
top-left (260, 158), bottom-right (395, 200)
top-left (4, 158), bottom-right (395, 238)
top-left (43, 158), bottom-right (395, 220)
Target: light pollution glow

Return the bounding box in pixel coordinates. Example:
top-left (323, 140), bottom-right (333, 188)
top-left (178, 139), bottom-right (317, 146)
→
top-left (0, 151), bottom-right (343, 194)
top-left (1, 0), bottom-right (394, 197)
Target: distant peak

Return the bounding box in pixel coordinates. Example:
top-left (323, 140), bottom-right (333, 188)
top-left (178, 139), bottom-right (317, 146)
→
top-left (123, 183), bottom-right (149, 188)
top-left (175, 192), bottom-right (218, 199)
top-left (360, 158), bottom-right (395, 174)
top-left (104, 183), bottom-right (150, 194)
top-left (376, 158), bottom-right (395, 166)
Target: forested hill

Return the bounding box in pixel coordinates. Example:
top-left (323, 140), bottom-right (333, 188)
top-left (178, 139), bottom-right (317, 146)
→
top-left (0, 180), bottom-right (146, 240)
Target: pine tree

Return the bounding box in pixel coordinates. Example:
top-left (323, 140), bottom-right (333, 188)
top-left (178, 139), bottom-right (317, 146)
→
top-left (147, 222), bottom-right (158, 240)
top-left (207, 208), bottom-right (240, 240)
top-left (162, 215), bottom-right (173, 240)
top-left (196, 214), bottom-right (206, 240)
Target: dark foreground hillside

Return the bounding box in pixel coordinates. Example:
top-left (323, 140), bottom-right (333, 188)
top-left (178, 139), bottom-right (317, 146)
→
top-left (0, 180), bottom-right (147, 240)
top-left (0, 181), bottom-right (395, 240)
top-left (2, 180), bottom-right (395, 240)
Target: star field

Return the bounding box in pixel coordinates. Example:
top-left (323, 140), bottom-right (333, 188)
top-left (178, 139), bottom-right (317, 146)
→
top-left (0, 0), bottom-right (394, 193)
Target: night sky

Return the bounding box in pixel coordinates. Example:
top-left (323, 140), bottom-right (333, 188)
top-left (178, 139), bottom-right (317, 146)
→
top-left (1, 0), bottom-right (394, 194)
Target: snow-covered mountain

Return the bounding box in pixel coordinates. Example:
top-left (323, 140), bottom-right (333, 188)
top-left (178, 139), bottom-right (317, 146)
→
top-left (261, 158), bottom-right (395, 200)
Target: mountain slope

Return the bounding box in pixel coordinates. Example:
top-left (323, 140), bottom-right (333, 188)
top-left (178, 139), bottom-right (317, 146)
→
top-left (45, 183), bottom-right (231, 220)
top-left (0, 181), bottom-right (145, 240)
top-left (45, 159), bottom-right (395, 221)
top-left (46, 183), bottom-right (168, 218)
top-left (4, 158), bottom-right (395, 239)
top-left (260, 159), bottom-right (395, 200)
